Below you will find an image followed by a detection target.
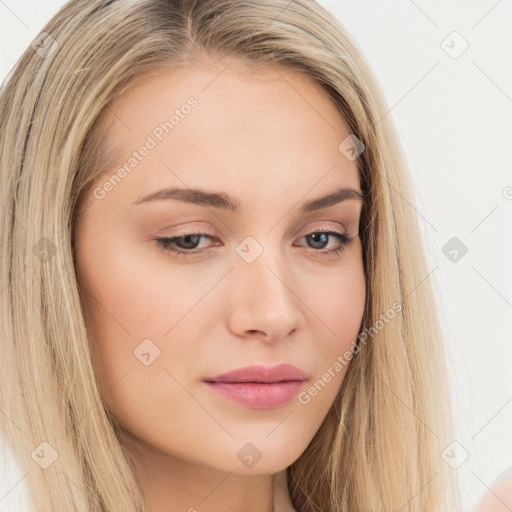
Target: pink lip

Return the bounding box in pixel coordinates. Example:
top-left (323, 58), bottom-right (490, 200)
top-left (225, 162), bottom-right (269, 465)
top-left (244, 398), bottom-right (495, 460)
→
top-left (202, 364), bottom-right (309, 409)
top-left (203, 363), bottom-right (309, 383)
top-left (203, 381), bottom-right (305, 409)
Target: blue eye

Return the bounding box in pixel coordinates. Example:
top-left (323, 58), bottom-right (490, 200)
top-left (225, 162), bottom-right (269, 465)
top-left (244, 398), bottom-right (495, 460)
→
top-left (301, 231), bottom-right (356, 257)
top-left (154, 230), bottom-right (357, 259)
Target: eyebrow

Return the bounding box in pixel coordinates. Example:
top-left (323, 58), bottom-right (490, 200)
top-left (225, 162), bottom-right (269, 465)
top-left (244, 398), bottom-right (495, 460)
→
top-left (132, 186), bottom-right (366, 213)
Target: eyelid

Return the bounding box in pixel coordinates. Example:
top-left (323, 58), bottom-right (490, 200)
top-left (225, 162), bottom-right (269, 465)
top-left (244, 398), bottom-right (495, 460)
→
top-left (157, 223), bottom-right (217, 237)
top-left (159, 221), bottom-right (347, 241)
top-left (156, 217), bottom-right (349, 236)
top-left (296, 220), bottom-right (346, 236)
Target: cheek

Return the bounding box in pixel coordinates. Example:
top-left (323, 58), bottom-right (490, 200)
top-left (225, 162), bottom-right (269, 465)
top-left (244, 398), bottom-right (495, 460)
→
top-left (74, 238), bottom-right (206, 436)
top-left (309, 261), bottom-right (366, 344)
top-left (288, 266), bottom-right (366, 452)
top-left (74, 230), bottom-right (206, 394)
top-left (76, 228), bottom-right (201, 336)
top-left (302, 261), bottom-right (366, 390)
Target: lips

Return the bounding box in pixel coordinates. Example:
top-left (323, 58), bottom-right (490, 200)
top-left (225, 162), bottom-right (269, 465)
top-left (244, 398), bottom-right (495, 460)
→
top-left (203, 381), bottom-right (304, 409)
top-left (202, 363), bottom-right (309, 384)
top-left (201, 364), bottom-right (309, 409)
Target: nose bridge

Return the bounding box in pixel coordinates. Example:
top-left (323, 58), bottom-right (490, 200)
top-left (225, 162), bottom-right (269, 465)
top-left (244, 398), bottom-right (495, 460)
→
top-left (236, 233), bottom-right (290, 296)
top-left (228, 236), bottom-right (304, 340)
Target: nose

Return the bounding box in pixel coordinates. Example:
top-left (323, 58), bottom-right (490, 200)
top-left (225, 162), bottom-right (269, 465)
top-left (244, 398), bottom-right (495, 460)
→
top-left (226, 250), bottom-right (306, 343)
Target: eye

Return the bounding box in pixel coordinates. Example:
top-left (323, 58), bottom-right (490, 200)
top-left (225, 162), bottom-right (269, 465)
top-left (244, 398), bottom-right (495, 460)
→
top-left (154, 233), bottom-right (217, 258)
top-left (153, 229), bottom-right (357, 258)
top-left (295, 229), bottom-right (357, 258)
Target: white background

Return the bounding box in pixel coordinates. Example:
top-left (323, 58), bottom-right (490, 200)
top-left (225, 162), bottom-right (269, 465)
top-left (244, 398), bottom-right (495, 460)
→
top-left (1, 1), bottom-right (511, 510)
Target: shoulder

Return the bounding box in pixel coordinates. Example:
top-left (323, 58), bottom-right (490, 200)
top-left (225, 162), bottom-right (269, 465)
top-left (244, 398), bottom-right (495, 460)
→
top-left (470, 466), bottom-right (512, 512)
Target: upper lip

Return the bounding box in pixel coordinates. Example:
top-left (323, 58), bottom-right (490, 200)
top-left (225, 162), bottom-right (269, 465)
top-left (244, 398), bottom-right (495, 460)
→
top-left (203, 364), bottom-right (309, 383)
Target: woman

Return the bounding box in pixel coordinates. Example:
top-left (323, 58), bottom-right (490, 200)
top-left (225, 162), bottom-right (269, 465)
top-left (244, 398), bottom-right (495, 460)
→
top-left (0, 0), bottom-right (463, 510)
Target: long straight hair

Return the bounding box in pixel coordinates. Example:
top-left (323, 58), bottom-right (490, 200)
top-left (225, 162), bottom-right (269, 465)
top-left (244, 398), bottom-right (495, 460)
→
top-left (0, 1), bottom-right (462, 510)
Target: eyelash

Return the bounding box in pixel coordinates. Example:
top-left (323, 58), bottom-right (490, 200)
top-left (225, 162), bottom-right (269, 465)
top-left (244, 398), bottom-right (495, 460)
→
top-left (153, 228), bottom-right (357, 259)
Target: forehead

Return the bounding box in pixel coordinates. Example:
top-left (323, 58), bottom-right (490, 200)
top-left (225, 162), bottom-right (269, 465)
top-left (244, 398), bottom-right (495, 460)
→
top-left (93, 60), bottom-right (361, 204)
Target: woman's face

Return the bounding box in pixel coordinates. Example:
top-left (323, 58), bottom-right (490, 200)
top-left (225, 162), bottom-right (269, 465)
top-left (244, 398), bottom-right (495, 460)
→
top-left (74, 60), bottom-right (366, 479)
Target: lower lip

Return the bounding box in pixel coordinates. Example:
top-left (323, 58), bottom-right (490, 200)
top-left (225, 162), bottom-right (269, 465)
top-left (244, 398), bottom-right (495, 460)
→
top-left (202, 380), bottom-right (304, 409)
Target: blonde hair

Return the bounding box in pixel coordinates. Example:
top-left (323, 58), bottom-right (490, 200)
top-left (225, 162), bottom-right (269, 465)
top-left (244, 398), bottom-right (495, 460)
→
top-left (0, 0), bottom-right (463, 510)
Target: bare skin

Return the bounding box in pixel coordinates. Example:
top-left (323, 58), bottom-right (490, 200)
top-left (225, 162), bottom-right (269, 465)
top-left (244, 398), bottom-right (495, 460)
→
top-left (470, 477), bottom-right (512, 512)
top-left (73, 58), bottom-right (366, 512)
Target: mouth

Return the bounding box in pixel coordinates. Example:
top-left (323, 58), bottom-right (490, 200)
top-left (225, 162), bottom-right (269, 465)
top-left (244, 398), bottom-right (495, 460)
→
top-left (201, 363), bottom-right (309, 409)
